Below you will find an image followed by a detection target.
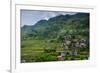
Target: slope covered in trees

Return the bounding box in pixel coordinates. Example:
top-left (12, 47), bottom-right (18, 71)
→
top-left (22, 13), bottom-right (89, 39)
top-left (21, 13), bottom-right (89, 62)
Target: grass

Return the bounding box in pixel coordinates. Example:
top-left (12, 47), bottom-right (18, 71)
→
top-left (21, 39), bottom-right (89, 63)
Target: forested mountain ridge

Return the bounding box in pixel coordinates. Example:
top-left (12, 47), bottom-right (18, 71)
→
top-left (21, 13), bottom-right (89, 40)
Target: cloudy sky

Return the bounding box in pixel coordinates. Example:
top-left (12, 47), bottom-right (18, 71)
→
top-left (21, 10), bottom-right (77, 26)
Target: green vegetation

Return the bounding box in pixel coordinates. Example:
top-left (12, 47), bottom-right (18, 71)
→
top-left (21, 13), bottom-right (89, 63)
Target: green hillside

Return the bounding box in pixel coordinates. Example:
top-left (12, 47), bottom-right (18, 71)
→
top-left (21, 13), bottom-right (90, 63)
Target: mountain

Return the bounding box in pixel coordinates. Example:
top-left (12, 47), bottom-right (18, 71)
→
top-left (21, 13), bottom-right (89, 40)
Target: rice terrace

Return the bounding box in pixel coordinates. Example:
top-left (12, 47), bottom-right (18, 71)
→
top-left (21, 10), bottom-right (89, 63)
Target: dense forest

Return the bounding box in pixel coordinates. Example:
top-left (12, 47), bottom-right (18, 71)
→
top-left (21, 13), bottom-right (89, 63)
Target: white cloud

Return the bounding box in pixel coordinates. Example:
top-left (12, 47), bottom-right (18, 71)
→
top-left (43, 17), bottom-right (49, 20)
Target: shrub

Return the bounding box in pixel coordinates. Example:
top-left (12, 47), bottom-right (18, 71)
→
top-left (35, 53), bottom-right (57, 62)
